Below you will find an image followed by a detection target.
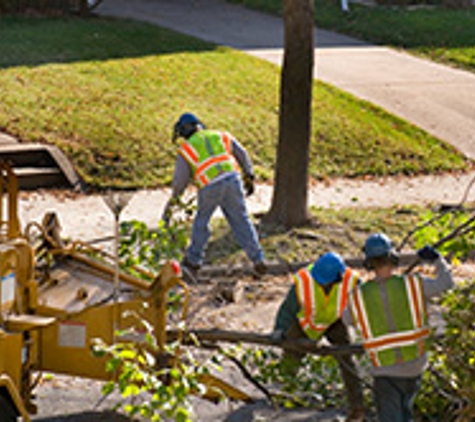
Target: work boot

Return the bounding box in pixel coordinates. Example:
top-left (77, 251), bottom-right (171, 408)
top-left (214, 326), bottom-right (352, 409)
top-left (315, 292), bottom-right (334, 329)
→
top-left (253, 261), bottom-right (267, 277)
top-left (181, 257), bottom-right (200, 282)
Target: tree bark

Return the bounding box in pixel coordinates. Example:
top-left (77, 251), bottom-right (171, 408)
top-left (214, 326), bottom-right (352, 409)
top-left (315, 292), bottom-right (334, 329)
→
top-left (264, 0), bottom-right (315, 228)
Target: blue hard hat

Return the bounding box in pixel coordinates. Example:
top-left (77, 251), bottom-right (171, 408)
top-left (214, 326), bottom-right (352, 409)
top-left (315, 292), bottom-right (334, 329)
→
top-left (177, 112), bottom-right (201, 127)
top-left (363, 233), bottom-right (394, 259)
top-left (311, 252), bottom-right (346, 286)
top-left (172, 112), bottom-right (205, 141)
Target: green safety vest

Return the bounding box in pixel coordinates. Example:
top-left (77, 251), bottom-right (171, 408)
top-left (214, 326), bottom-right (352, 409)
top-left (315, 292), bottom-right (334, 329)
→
top-left (348, 274), bottom-right (429, 367)
top-left (178, 130), bottom-right (237, 188)
top-left (294, 266), bottom-right (360, 341)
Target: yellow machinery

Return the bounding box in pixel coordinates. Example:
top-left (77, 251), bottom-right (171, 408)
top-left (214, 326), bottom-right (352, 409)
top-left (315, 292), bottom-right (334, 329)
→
top-left (0, 162), bottom-right (251, 420)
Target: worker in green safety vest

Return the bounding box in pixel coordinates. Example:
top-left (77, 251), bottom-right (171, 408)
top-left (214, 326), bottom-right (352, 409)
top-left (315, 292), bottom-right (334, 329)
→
top-left (342, 233), bottom-right (454, 422)
top-left (162, 112), bottom-right (267, 278)
top-left (272, 252), bottom-right (365, 421)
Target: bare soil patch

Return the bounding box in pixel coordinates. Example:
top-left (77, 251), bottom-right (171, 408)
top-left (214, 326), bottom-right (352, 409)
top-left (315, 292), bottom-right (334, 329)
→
top-left (31, 261), bottom-right (475, 421)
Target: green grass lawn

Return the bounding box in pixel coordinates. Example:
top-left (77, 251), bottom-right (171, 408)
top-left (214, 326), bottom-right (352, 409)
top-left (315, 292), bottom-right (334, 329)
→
top-left (0, 16), bottom-right (470, 189)
top-left (230, 0), bottom-right (475, 72)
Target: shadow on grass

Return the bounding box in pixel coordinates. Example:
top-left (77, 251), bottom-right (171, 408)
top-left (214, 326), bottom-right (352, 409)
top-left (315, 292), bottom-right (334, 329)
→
top-left (205, 219), bottom-right (323, 266)
top-left (0, 15), bottom-right (216, 69)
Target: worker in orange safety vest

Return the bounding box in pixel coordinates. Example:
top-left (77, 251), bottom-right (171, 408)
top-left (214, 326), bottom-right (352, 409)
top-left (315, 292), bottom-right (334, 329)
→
top-left (272, 252), bottom-right (365, 421)
top-left (342, 233), bottom-right (454, 422)
top-left (162, 112), bottom-right (267, 278)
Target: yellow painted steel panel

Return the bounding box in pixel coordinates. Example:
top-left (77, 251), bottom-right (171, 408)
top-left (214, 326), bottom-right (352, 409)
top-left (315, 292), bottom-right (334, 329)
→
top-left (0, 331), bottom-right (23, 389)
top-left (0, 374), bottom-right (31, 422)
top-left (38, 300), bottom-right (153, 380)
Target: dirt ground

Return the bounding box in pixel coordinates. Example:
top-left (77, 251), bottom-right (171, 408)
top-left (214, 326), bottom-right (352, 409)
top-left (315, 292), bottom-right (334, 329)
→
top-left (30, 273), bottom-right (352, 422)
top-left (29, 260), bottom-right (475, 422)
top-left (27, 270), bottom-right (326, 417)
top-left (16, 174), bottom-right (475, 421)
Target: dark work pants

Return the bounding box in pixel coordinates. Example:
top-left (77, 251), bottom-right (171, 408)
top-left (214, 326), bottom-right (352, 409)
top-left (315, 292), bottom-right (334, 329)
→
top-left (285, 319), bottom-right (364, 413)
top-left (373, 375), bottom-right (421, 422)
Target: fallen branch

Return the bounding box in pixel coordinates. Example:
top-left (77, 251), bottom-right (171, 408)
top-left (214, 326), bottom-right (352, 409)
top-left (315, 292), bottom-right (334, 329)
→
top-left (168, 328), bottom-right (364, 356)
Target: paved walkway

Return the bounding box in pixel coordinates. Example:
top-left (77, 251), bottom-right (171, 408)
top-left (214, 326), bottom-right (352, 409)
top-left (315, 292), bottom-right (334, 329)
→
top-left (97, 0), bottom-right (475, 159)
top-left (19, 171), bottom-right (475, 243)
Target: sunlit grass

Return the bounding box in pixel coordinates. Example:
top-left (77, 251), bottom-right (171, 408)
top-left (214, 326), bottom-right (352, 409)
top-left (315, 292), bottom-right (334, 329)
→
top-left (0, 16), bottom-right (470, 188)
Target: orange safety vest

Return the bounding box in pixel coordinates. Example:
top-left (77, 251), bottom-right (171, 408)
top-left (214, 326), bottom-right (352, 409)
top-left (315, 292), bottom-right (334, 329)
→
top-left (348, 274), bottom-right (429, 367)
top-left (294, 267), bottom-right (360, 340)
top-left (178, 130), bottom-right (237, 188)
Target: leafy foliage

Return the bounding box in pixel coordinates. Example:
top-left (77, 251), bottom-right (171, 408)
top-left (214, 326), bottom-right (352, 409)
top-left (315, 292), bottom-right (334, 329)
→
top-left (238, 345), bottom-right (372, 410)
top-left (119, 196), bottom-right (195, 279)
top-left (407, 207), bottom-right (475, 420)
top-left (93, 316), bottom-right (224, 422)
top-left (416, 281), bottom-right (475, 421)
top-left (412, 207), bottom-right (475, 260)
top-left (95, 197), bottom-right (231, 421)
top-left (107, 189), bottom-right (475, 420)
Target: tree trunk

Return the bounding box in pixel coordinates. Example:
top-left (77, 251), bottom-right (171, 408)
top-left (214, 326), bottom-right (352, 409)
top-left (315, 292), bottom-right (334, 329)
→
top-left (79, 0), bottom-right (88, 15)
top-left (264, 0), bottom-right (314, 228)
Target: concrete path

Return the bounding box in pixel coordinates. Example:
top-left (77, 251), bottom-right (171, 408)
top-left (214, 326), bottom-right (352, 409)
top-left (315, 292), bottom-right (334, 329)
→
top-left (97, 0), bottom-right (475, 159)
top-left (19, 171), bottom-right (475, 243)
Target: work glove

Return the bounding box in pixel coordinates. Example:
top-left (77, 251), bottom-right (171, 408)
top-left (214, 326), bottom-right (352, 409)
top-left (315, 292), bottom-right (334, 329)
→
top-left (243, 173), bottom-right (255, 197)
top-left (270, 329), bottom-right (285, 343)
top-left (417, 245), bottom-right (440, 262)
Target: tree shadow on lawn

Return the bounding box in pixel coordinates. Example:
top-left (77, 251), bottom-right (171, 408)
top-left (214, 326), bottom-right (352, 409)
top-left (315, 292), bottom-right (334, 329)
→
top-left (0, 15), bottom-right (216, 69)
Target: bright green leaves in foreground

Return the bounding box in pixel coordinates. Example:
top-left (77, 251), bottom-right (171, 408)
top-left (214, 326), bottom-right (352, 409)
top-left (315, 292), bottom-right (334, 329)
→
top-left (107, 203), bottom-right (475, 419)
top-left (93, 318), bottom-right (223, 422)
top-left (404, 206), bottom-right (475, 418)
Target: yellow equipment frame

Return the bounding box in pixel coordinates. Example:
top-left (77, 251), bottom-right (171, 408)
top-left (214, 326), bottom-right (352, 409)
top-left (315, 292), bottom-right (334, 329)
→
top-left (0, 163), bottom-right (251, 420)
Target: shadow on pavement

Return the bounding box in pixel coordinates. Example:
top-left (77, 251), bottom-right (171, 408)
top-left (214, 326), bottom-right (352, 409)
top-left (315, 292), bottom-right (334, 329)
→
top-left (33, 410), bottom-right (130, 422)
top-left (222, 399), bottom-right (346, 422)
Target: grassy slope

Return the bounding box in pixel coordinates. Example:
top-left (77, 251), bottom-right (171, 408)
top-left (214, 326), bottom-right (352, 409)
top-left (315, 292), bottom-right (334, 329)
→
top-left (0, 17), bottom-right (469, 188)
top-left (0, 19), bottom-right (466, 187)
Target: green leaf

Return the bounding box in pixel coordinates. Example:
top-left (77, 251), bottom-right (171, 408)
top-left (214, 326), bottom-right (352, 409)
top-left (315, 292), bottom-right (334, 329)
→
top-left (119, 349), bottom-right (138, 360)
top-left (122, 384), bottom-right (141, 398)
top-left (102, 381), bottom-right (116, 395)
top-left (105, 356), bottom-right (121, 373)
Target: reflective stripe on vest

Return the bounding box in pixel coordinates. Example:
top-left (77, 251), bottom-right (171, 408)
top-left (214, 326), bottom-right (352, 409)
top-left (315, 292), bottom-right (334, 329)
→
top-left (178, 131), bottom-right (237, 188)
top-left (349, 274), bottom-right (429, 367)
top-left (294, 266), bottom-right (360, 340)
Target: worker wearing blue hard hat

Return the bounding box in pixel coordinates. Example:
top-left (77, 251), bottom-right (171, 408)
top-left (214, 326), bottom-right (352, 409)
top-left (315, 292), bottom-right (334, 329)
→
top-left (342, 233), bottom-right (454, 422)
top-left (272, 252), bottom-right (365, 421)
top-left (163, 112), bottom-right (267, 278)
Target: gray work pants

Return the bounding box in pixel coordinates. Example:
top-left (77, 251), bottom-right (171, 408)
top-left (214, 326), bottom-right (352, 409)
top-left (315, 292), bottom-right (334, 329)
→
top-left (374, 375), bottom-right (421, 422)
